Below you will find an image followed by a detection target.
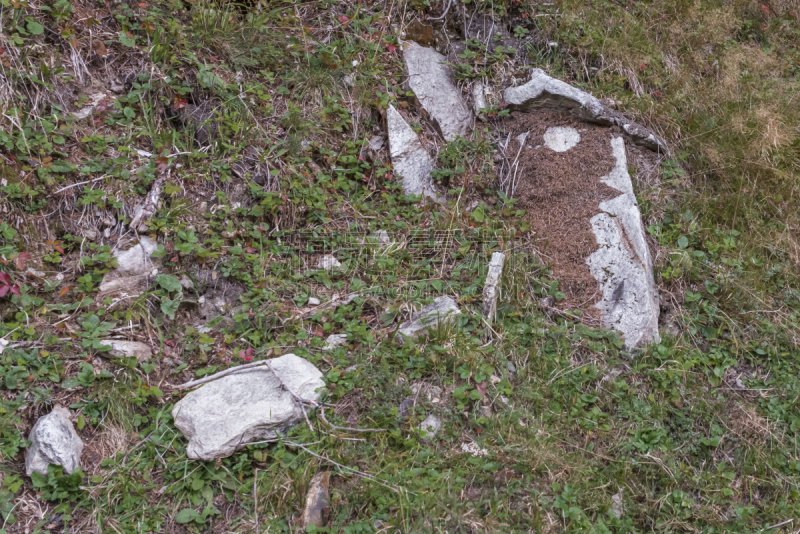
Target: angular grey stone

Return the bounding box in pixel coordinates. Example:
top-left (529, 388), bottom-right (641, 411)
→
top-left (99, 237), bottom-right (158, 295)
top-left (472, 82), bottom-right (487, 120)
top-left (403, 42), bottom-right (472, 141)
top-left (586, 138), bottom-right (660, 349)
top-left (101, 340), bottom-right (152, 361)
top-left (397, 296), bottom-right (461, 342)
top-left (308, 297), bottom-right (321, 306)
top-left (386, 105), bottom-right (443, 203)
top-left (482, 252), bottom-right (505, 320)
top-left (503, 69), bottom-right (667, 152)
top-left (172, 354), bottom-right (325, 460)
top-left (322, 334), bottom-right (348, 351)
top-left (419, 414), bottom-right (442, 441)
top-left (302, 471), bottom-right (331, 529)
top-left (25, 406), bottom-right (84, 477)
top-left (318, 255), bottom-right (341, 271)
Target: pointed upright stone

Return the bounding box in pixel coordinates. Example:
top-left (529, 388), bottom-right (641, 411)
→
top-left (386, 105), bottom-right (442, 202)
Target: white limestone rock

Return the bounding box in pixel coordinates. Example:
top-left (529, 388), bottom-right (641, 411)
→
top-left (100, 340), bottom-right (152, 361)
top-left (172, 354), bottom-right (325, 460)
top-left (403, 42), bottom-right (472, 141)
top-left (397, 296), bottom-right (461, 342)
top-left (386, 105), bottom-right (443, 202)
top-left (318, 255), bottom-right (341, 271)
top-left (98, 237), bottom-right (158, 295)
top-left (25, 406), bottom-right (84, 477)
top-left (504, 69), bottom-right (667, 152)
top-left (322, 334), bottom-right (348, 351)
top-left (482, 252), bottom-right (506, 320)
top-left (543, 126), bottom-right (581, 152)
top-left (586, 137), bottom-right (660, 349)
top-left (419, 414), bottom-right (442, 441)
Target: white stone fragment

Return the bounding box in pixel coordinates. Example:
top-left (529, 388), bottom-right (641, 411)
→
top-left (25, 406), bottom-right (84, 477)
top-left (482, 252), bottom-right (506, 320)
top-left (403, 42), bottom-right (472, 141)
top-left (100, 340), bottom-right (152, 361)
top-left (386, 105), bottom-right (443, 203)
top-left (397, 296), bottom-right (461, 342)
top-left (98, 237), bottom-right (159, 295)
top-left (543, 126), bottom-right (581, 152)
top-left (322, 334), bottom-right (348, 351)
top-left (172, 354), bottom-right (325, 460)
top-left (586, 137), bottom-right (660, 349)
top-left (318, 255), bottom-right (341, 271)
top-left (419, 414), bottom-right (442, 441)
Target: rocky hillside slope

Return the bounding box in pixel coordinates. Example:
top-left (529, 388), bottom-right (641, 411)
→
top-left (0, 0), bottom-right (799, 532)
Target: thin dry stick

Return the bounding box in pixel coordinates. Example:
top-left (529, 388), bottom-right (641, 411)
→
top-left (173, 360), bottom-right (275, 389)
top-left (427, 0), bottom-right (454, 20)
top-left (319, 407), bottom-right (386, 433)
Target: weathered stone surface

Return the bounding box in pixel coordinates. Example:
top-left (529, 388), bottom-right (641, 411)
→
top-left (397, 296), bottom-right (461, 342)
top-left (403, 42), bottom-right (472, 141)
top-left (98, 237), bottom-right (158, 295)
top-left (322, 334), bottom-right (348, 351)
top-left (101, 340), bottom-right (152, 361)
top-left (419, 414), bottom-right (442, 441)
top-left (482, 252), bottom-right (505, 320)
top-left (386, 105), bottom-right (442, 202)
top-left (302, 471), bottom-right (331, 530)
top-left (504, 69), bottom-right (667, 152)
top-left (172, 354), bottom-right (325, 460)
top-left (586, 137), bottom-right (660, 349)
top-left (472, 82), bottom-right (487, 120)
top-left (308, 297), bottom-right (321, 306)
top-left (25, 406), bottom-right (83, 476)
top-left (318, 255), bottom-right (341, 271)
top-left (543, 126), bottom-right (580, 152)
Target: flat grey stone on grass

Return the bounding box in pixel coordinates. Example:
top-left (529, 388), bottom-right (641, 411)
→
top-left (100, 340), bottom-right (152, 361)
top-left (397, 296), bottom-right (461, 342)
top-left (172, 354), bottom-right (325, 460)
top-left (98, 237), bottom-right (158, 295)
top-left (25, 406), bottom-right (84, 477)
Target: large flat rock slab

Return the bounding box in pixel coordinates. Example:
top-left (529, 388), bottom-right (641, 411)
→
top-left (502, 110), bottom-right (659, 349)
top-left (403, 42), bottom-right (472, 141)
top-left (172, 354), bottom-right (325, 460)
top-left (504, 69), bottom-right (667, 152)
top-left (587, 138), bottom-right (660, 349)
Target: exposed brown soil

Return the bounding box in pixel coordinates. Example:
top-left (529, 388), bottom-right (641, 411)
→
top-left (502, 111), bottom-right (623, 313)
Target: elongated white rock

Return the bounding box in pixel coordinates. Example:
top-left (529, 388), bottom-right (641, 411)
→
top-left (387, 104), bottom-right (443, 202)
top-left (397, 296), bottom-right (461, 342)
top-left (586, 137), bottom-right (660, 349)
top-left (482, 252), bottom-right (505, 320)
top-left (504, 69), bottom-right (667, 152)
top-left (403, 42), bottom-right (472, 141)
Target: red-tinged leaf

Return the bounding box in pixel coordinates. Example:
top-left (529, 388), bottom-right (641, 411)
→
top-left (9, 284), bottom-right (20, 296)
top-left (476, 381), bottom-right (487, 397)
top-left (59, 286), bottom-right (70, 297)
top-left (14, 252), bottom-right (31, 270)
top-left (245, 247), bottom-right (255, 253)
top-left (476, 427), bottom-right (483, 435)
top-left (0, 285), bottom-right (8, 298)
top-left (246, 347), bottom-right (254, 356)
top-left (165, 339), bottom-right (175, 347)
top-left (386, 43), bottom-right (397, 53)
top-left (170, 256), bottom-right (178, 263)
top-left (760, 4), bottom-right (770, 15)
top-left (174, 95), bottom-right (187, 110)
top-left (138, 1), bottom-right (147, 6)
top-left (0, 273), bottom-right (10, 285)
top-left (337, 15), bottom-right (349, 23)
top-left (244, 355), bottom-right (253, 362)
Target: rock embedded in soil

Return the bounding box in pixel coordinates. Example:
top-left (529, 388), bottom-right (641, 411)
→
top-left (419, 414), bottom-right (442, 441)
top-left (98, 237), bottom-right (158, 295)
top-left (25, 406), bottom-right (84, 477)
top-left (586, 137), bottom-right (660, 349)
top-left (482, 252), bottom-right (506, 321)
top-left (402, 42), bottom-right (472, 141)
top-left (503, 69), bottom-right (667, 152)
top-left (386, 104), bottom-right (443, 202)
top-left (322, 334), bottom-right (348, 351)
top-left (100, 340), bottom-right (152, 361)
top-left (171, 354), bottom-right (325, 460)
top-left (317, 254), bottom-right (342, 271)
top-left (302, 471), bottom-right (331, 530)
top-left (397, 296), bottom-right (461, 343)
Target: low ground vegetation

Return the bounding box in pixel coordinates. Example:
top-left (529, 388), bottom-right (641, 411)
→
top-left (0, 0), bottom-right (799, 532)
